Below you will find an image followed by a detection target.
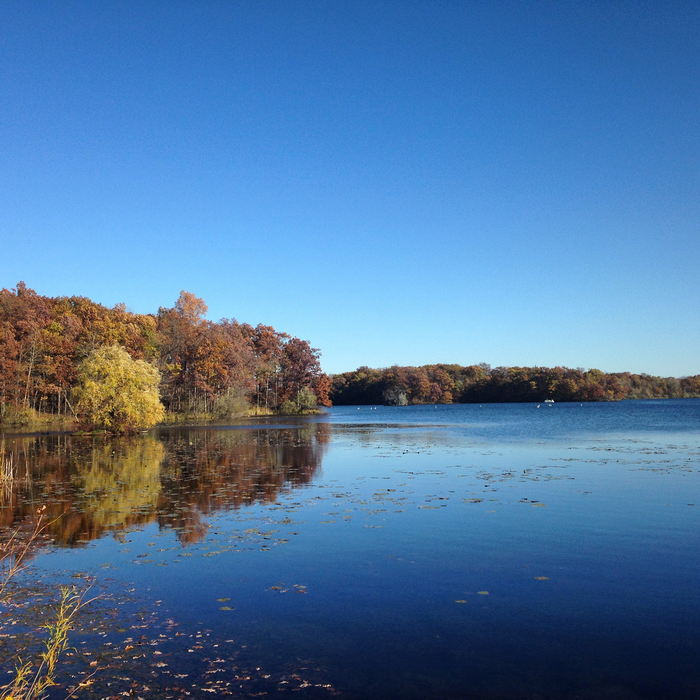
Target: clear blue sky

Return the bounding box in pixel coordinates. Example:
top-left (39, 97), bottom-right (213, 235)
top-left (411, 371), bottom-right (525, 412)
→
top-left (1, 1), bottom-right (698, 376)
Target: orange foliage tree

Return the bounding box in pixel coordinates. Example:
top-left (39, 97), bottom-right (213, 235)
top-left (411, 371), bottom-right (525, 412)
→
top-left (0, 284), bottom-right (332, 421)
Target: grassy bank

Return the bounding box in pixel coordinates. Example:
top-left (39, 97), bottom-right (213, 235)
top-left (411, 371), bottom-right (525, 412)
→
top-left (0, 406), bottom-right (77, 432)
top-left (1, 405), bottom-right (321, 436)
top-left (159, 406), bottom-right (319, 424)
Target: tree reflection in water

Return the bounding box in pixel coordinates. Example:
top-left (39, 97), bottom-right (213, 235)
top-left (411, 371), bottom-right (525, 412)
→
top-left (0, 423), bottom-right (330, 548)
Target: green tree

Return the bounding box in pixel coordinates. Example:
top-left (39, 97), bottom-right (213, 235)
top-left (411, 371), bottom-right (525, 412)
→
top-left (73, 345), bottom-right (164, 432)
top-left (280, 387), bottom-right (318, 415)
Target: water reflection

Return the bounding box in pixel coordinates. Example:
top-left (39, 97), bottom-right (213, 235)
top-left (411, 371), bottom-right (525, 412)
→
top-left (0, 423), bottom-right (330, 547)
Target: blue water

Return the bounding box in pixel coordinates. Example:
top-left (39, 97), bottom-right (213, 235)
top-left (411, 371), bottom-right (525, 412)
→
top-left (321, 399), bottom-right (700, 437)
top-left (2, 400), bottom-right (699, 698)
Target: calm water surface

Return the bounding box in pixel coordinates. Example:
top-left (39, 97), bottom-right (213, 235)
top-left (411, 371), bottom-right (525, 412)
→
top-left (1, 400), bottom-right (700, 698)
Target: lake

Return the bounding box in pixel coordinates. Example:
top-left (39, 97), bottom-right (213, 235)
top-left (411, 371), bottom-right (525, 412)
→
top-left (2, 400), bottom-right (700, 698)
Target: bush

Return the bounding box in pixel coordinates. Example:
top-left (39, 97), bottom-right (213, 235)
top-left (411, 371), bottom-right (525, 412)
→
top-left (73, 345), bottom-right (164, 433)
top-left (213, 387), bottom-right (250, 419)
top-left (279, 387), bottom-right (318, 415)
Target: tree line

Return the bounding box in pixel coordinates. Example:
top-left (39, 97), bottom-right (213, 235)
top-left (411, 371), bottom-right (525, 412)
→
top-left (330, 364), bottom-right (700, 405)
top-left (0, 282), bottom-right (331, 426)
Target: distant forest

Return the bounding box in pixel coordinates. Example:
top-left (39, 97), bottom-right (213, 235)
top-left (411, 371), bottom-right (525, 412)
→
top-left (2, 284), bottom-right (697, 421)
top-left (0, 283), bottom-right (331, 420)
top-left (330, 364), bottom-right (700, 405)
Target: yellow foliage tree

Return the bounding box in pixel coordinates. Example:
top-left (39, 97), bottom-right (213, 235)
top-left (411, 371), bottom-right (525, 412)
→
top-left (73, 345), bottom-right (164, 433)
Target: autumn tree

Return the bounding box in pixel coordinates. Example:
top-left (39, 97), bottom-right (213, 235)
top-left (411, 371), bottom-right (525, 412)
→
top-left (312, 373), bottom-right (332, 407)
top-left (279, 338), bottom-right (324, 405)
top-left (157, 291), bottom-right (208, 412)
top-left (73, 345), bottom-right (164, 433)
top-left (244, 324), bottom-right (288, 411)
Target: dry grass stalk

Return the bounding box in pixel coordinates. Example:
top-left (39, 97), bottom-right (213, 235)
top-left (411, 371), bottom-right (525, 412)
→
top-left (1, 452), bottom-right (16, 504)
top-left (1, 508), bottom-right (100, 699)
top-left (0, 586), bottom-right (98, 699)
top-left (1, 451), bottom-right (16, 482)
top-left (0, 507), bottom-right (47, 596)
top-left (0, 450), bottom-right (32, 506)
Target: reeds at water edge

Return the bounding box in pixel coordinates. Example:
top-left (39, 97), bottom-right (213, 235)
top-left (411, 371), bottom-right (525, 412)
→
top-left (0, 449), bottom-right (32, 506)
top-left (1, 450), bottom-right (15, 483)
